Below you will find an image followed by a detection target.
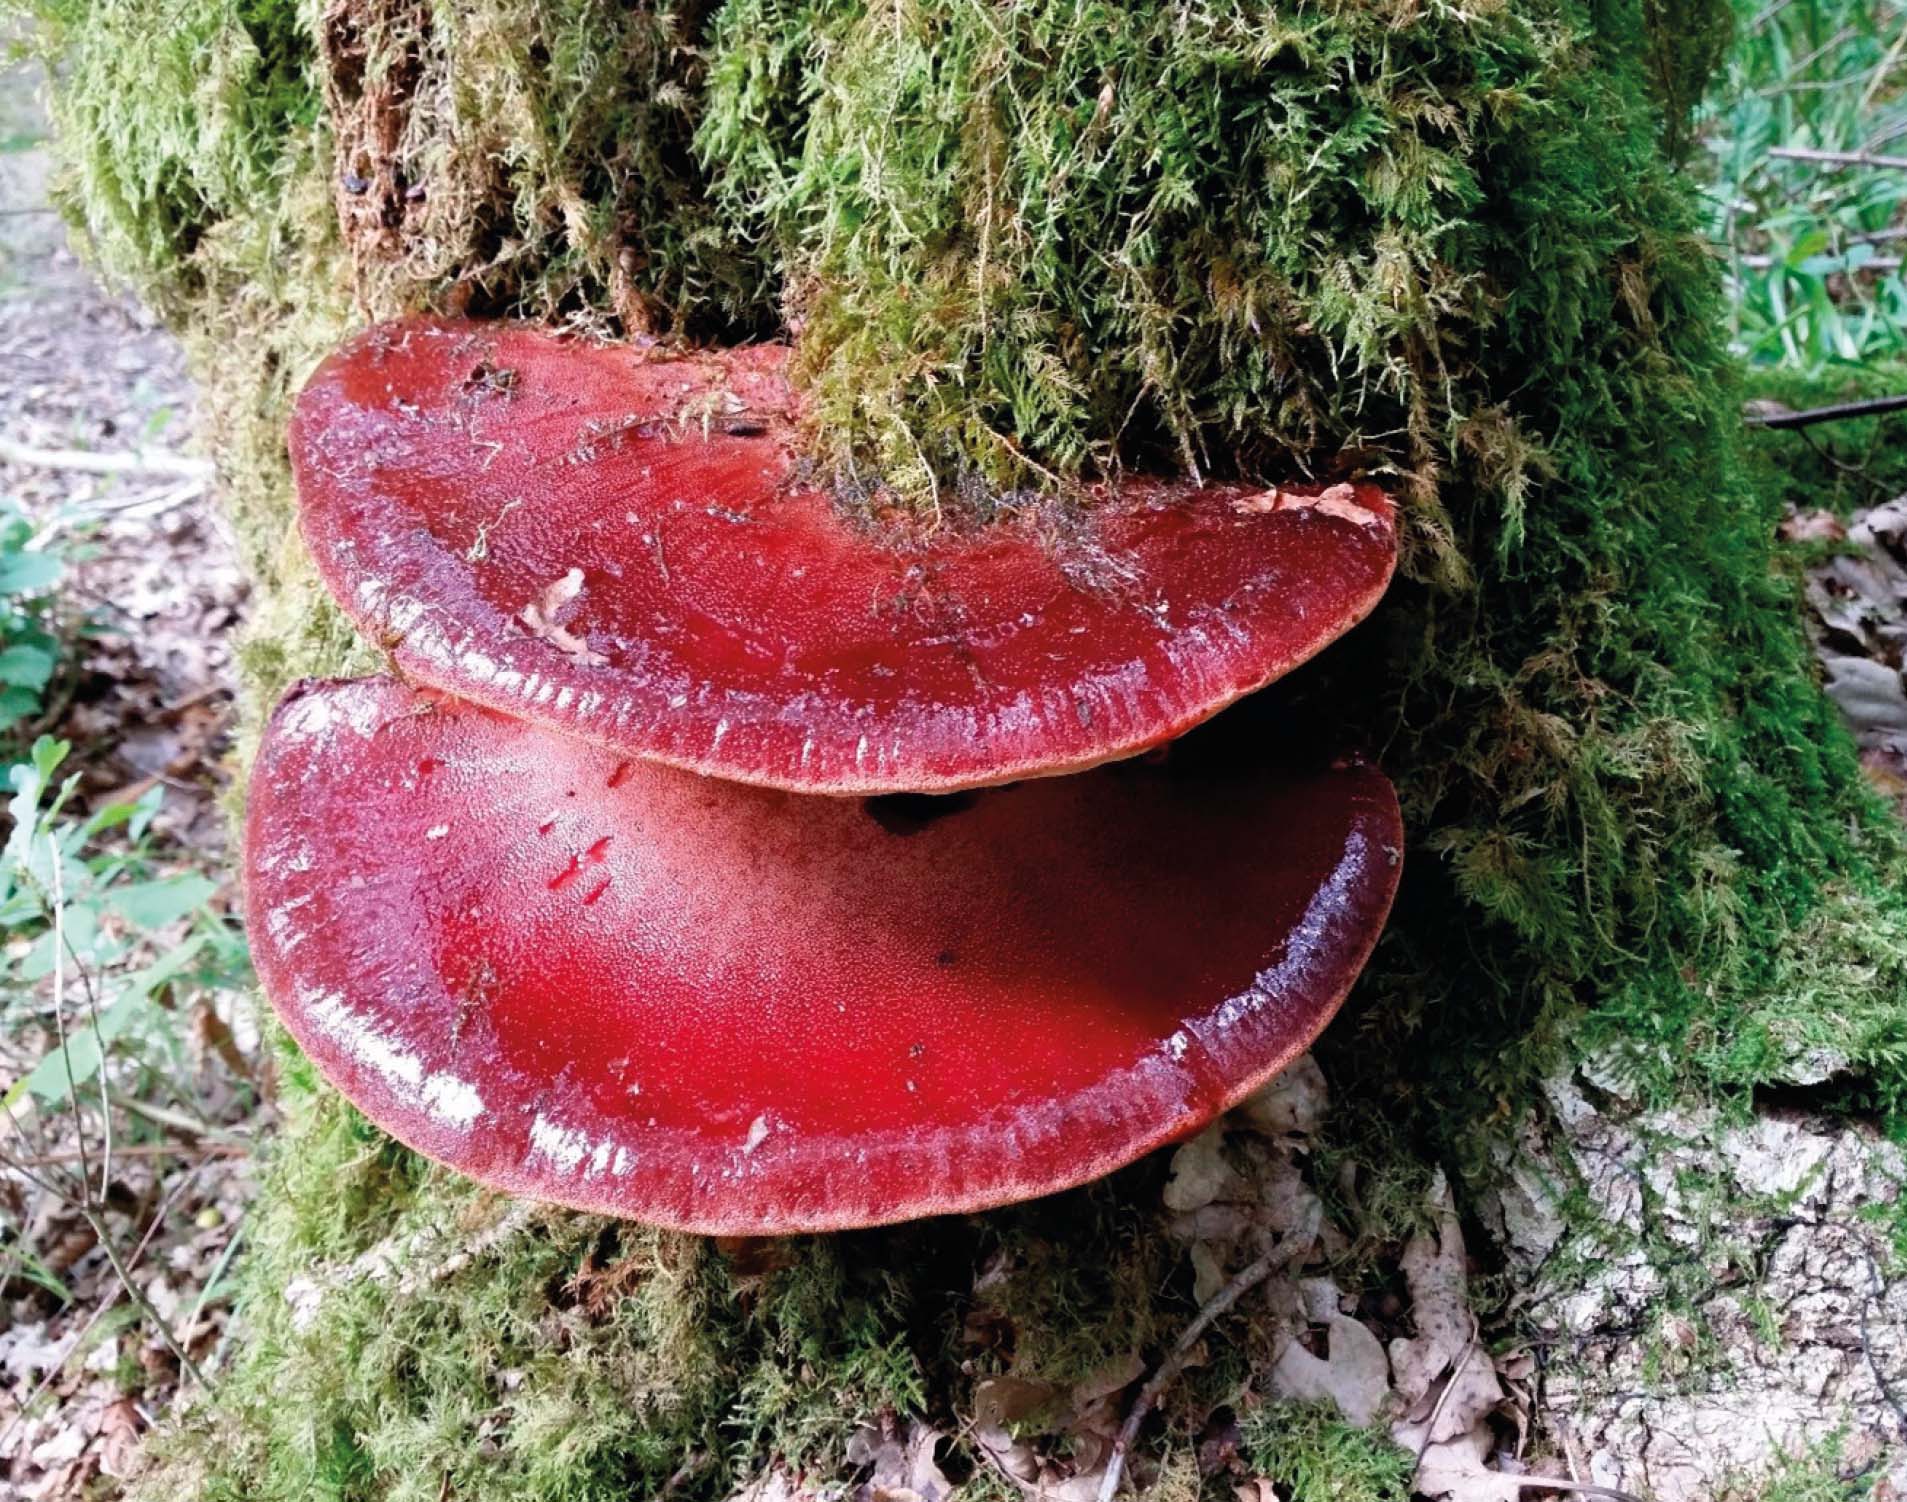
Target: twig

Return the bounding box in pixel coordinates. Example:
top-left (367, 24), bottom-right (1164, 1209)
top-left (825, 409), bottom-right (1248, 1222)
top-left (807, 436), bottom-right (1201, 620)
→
top-left (54, 848), bottom-right (115, 1206)
top-left (1734, 253), bottom-right (1902, 271)
top-left (6, 1140), bottom-right (243, 1168)
top-left (1503, 1481), bottom-right (1646, 1500)
top-left (48, 835), bottom-right (94, 1202)
top-left (1745, 392), bottom-right (1907, 429)
top-left (1792, 424), bottom-right (1889, 503)
top-left (28, 838), bottom-right (218, 1399)
top-left (1412, 1313), bottom-right (1481, 1472)
top-left (1096, 1216), bottom-right (1317, 1502)
top-left (0, 438), bottom-right (214, 479)
top-left (108, 1091), bottom-right (247, 1146)
top-left (0, 1167), bottom-right (199, 1451)
top-left (84, 1206), bottom-right (208, 1389)
top-left (1769, 145), bottom-right (1907, 170)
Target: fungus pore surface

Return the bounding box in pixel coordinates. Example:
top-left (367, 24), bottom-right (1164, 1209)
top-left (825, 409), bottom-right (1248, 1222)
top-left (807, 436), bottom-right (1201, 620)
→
top-left (291, 318), bottom-right (1399, 794)
top-left (245, 677), bottom-right (1404, 1233)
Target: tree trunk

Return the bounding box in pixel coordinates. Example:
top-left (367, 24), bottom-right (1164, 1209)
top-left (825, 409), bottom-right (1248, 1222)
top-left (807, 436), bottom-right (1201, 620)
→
top-left (24, 0), bottom-right (1906, 1496)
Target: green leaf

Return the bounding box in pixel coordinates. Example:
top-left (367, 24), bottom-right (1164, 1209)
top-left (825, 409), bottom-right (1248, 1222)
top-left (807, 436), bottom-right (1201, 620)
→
top-left (0, 684), bottom-right (38, 732)
top-left (0, 550), bottom-right (62, 596)
top-left (1, 935), bottom-right (209, 1112)
top-left (0, 641), bottom-right (56, 690)
top-left (4, 994), bottom-right (140, 1109)
top-left (128, 784), bottom-right (164, 843)
top-left (106, 873), bottom-right (218, 929)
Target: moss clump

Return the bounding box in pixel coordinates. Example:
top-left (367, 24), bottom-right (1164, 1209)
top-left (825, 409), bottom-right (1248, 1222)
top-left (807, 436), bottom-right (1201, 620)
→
top-left (1742, 361), bottom-right (1907, 516)
top-left (1240, 1401), bottom-right (1415, 1502)
top-left (19, 0), bottom-right (1907, 1495)
top-left (313, 0), bottom-right (781, 337)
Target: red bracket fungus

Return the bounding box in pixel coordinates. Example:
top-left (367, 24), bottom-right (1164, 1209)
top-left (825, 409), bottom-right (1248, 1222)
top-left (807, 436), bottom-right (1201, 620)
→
top-left (258, 315), bottom-right (1409, 1231)
top-left (246, 677), bottom-right (1403, 1234)
top-left (291, 318), bottom-right (1398, 794)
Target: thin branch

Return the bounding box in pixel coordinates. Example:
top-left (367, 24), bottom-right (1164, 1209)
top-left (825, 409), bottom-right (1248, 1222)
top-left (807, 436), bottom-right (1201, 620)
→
top-left (0, 437), bottom-right (214, 479)
top-left (47, 835), bottom-right (93, 1203)
top-left (108, 1090), bottom-right (247, 1146)
top-left (55, 893), bottom-right (115, 1206)
top-left (1097, 1212), bottom-right (1318, 1502)
top-left (1734, 253), bottom-right (1901, 271)
top-left (1412, 1313), bottom-right (1481, 1472)
top-left (1768, 145), bottom-right (1907, 170)
top-left (6, 1140), bottom-right (242, 1169)
top-left (0, 1167), bottom-right (199, 1451)
top-left (1504, 1481), bottom-right (1646, 1500)
top-left (1745, 392), bottom-right (1907, 429)
top-left (83, 1207), bottom-right (208, 1389)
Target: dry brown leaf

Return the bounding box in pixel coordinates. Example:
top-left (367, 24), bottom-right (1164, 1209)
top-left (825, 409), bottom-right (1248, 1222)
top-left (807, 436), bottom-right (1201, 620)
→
top-left (1164, 1125), bottom-right (1239, 1213)
top-left (1412, 1426), bottom-right (1527, 1502)
top-left (1269, 1315), bottom-right (1392, 1426)
top-left (847, 1419), bottom-right (954, 1502)
top-left (1387, 1175), bottom-right (1473, 1410)
top-left (1234, 1054), bottom-right (1329, 1140)
top-left (1779, 509), bottom-right (1846, 542)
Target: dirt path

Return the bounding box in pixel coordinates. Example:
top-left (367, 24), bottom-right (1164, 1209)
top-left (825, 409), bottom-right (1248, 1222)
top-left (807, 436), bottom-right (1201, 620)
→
top-left (0, 63), bottom-right (259, 1502)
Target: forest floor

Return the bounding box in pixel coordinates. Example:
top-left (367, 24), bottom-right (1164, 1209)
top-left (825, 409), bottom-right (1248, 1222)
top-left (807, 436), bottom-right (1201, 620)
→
top-left (0, 65), bottom-right (262, 1501)
top-left (1, 45), bottom-right (1906, 1502)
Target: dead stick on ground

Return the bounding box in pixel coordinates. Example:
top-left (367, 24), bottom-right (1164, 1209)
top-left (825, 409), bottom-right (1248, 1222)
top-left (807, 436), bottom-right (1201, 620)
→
top-left (1745, 392), bottom-right (1907, 429)
top-left (0, 437), bottom-right (214, 479)
top-left (1097, 1208), bottom-right (1320, 1502)
top-left (1506, 1482), bottom-right (1646, 1500)
top-left (1769, 144), bottom-right (1907, 170)
top-left (1412, 1312), bottom-right (1480, 1473)
top-left (10, 1140), bottom-right (243, 1168)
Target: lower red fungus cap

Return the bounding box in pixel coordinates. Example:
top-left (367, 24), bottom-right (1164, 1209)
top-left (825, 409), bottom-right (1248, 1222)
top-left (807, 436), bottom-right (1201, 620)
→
top-left (246, 677), bottom-right (1403, 1234)
top-left (291, 318), bottom-right (1398, 795)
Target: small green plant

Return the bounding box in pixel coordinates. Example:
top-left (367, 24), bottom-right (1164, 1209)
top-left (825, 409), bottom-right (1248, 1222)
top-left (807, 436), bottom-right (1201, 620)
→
top-left (1705, 0), bottom-right (1907, 367)
top-left (0, 501), bottom-right (66, 741)
top-left (1, 734), bottom-right (255, 1385)
top-left (0, 734), bottom-right (252, 1124)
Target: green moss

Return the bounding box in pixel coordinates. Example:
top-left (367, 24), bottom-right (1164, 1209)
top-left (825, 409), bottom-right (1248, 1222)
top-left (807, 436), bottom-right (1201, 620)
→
top-left (1240, 1401), bottom-right (1415, 1502)
top-left (1726, 1431), bottom-right (1880, 1502)
top-left (26, 0), bottom-right (315, 312)
top-left (313, 0), bottom-right (781, 337)
top-left (1742, 361), bottom-right (1907, 516)
top-left (18, 0), bottom-right (1907, 1495)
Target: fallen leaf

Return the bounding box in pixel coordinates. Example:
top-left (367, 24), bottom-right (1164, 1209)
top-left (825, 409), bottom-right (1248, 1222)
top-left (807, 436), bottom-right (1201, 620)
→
top-left (847, 1418), bottom-right (953, 1502)
top-left (1413, 1425), bottom-right (1527, 1502)
top-left (1387, 1175), bottom-right (1473, 1410)
top-left (1269, 1314), bottom-right (1392, 1426)
top-left (1780, 509), bottom-right (1846, 543)
top-left (971, 1375), bottom-right (1057, 1429)
top-left (1235, 1053), bottom-right (1329, 1141)
top-left (1164, 1125), bottom-right (1239, 1213)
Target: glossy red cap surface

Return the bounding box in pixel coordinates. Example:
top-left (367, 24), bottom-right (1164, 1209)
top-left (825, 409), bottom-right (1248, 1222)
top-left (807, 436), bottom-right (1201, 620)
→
top-left (291, 318), bottom-right (1398, 794)
top-left (245, 677), bottom-right (1403, 1233)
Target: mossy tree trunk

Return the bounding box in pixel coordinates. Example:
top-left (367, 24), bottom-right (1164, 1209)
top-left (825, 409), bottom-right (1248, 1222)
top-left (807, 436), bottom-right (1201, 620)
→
top-left (22, 0), bottom-right (1907, 1496)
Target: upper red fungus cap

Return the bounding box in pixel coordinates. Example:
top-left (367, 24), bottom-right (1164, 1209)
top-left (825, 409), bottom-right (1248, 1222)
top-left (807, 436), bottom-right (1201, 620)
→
top-left (245, 676), bottom-right (1403, 1234)
top-left (291, 318), bottom-right (1399, 794)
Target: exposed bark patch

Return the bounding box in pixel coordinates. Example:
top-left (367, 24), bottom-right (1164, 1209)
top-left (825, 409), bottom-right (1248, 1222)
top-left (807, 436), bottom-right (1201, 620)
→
top-left (318, 0), bottom-right (429, 300)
